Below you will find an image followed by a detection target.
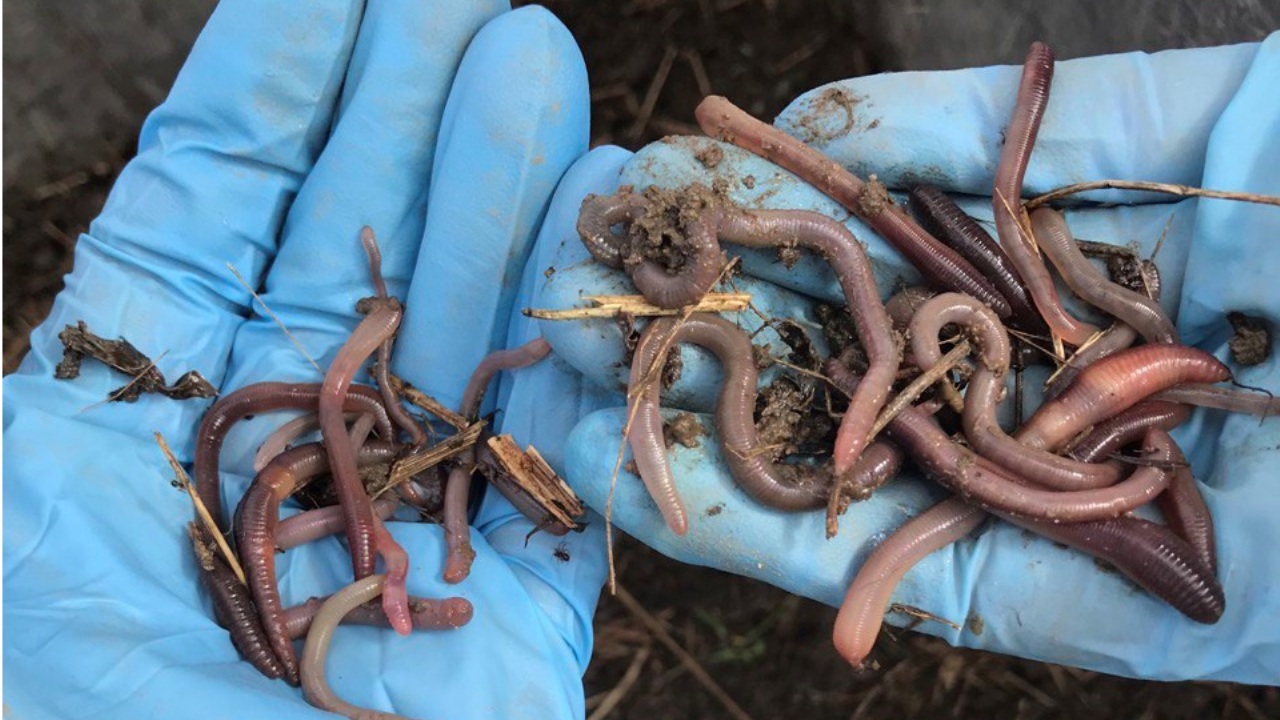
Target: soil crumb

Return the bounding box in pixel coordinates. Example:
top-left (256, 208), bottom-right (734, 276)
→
top-left (695, 144), bottom-right (724, 169)
top-left (967, 613), bottom-right (985, 636)
top-left (790, 87), bottom-right (862, 144)
top-left (777, 244), bottom-right (802, 269)
top-left (54, 320), bottom-right (217, 402)
top-left (617, 312), bottom-right (641, 365)
top-left (817, 303), bottom-right (858, 356)
top-left (752, 343), bottom-right (774, 370)
top-left (754, 376), bottom-right (833, 459)
top-left (742, 175), bottom-right (756, 189)
top-left (705, 503), bottom-right (725, 517)
top-left (661, 347), bottom-right (684, 388)
top-left (1228, 312), bottom-right (1271, 366)
top-left (855, 175), bottom-right (894, 218)
top-left (664, 412), bottom-right (705, 448)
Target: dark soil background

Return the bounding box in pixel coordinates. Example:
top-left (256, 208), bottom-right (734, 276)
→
top-left (5, 1), bottom-right (1278, 717)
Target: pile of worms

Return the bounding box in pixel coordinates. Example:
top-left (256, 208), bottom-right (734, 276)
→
top-left (577, 41), bottom-right (1276, 668)
top-left (188, 227), bottom-right (567, 718)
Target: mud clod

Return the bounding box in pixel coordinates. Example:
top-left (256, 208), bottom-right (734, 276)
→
top-left (855, 175), bottom-right (894, 218)
top-left (664, 412), bottom-right (705, 448)
top-left (695, 144), bottom-right (724, 169)
top-left (623, 183), bottom-right (726, 273)
top-left (1228, 312), bottom-right (1271, 366)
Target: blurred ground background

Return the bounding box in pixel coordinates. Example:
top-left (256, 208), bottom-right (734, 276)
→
top-left (5, 1), bottom-right (1278, 717)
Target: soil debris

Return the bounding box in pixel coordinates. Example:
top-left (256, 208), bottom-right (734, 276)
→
top-left (705, 503), bottom-right (725, 517)
top-left (695, 144), bottom-right (724, 169)
top-left (742, 175), bottom-right (756, 189)
top-left (816, 303), bottom-right (859, 356)
top-left (621, 183), bottom-right (726, 273)
top-left (789, 87), bottom-right (862, 144)
top-left (855, 175), bottom-right (894, 218)
top-left (617, 312), bottom-right (642, 365)
top-left (661, 346), bottom-right (684, 389)
top-left (1228, 312), bottom-right (1271, 366)
top-left (54, 321), bottom-right (217, 402)
top-left (664, 412), bottom-right (705, 448)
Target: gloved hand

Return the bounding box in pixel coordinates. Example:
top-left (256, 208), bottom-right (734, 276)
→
top-left (540, 36), bottom-right (1280, 683)
top-left (3, 2), bottom-right (618, 718)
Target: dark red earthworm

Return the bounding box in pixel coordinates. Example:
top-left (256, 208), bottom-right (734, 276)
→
top-left (282, 593), bottom-right (473, 640)
top-left (235, 441), bottom-right (400, 685)
top-left (189, 524), bottom-right (286, 680)
top-left (275, 496), bottom-right (400, 552)
top-left (1017, 345), bottom-right (1232, 451)
top-left (1031, 208), bottom-right (1177, 343)
top-left (693, 96), bottom-right (1012, 317)
top-left (255, 412), bottom-right (325, 472)
top-left (195, 382), bottom-right (393, 527)
top-left (826, 358), bottom-right (1171, 522)
top-left (1159, 437), bottom-right (1218, 576)
top-left (1152, 383), bottom-right (1280, 417)
top-left (992, 43), bottom-right (1099, 345)
top-left (1067, 401), bottom-right (1193, 463)
top-left (839, 439), bottom-right (904, 502)
top-left (361, 226), bottom-right (429, 448)
top-left (908, 185), bottom-right (1041, 330)
top-left (443, 337), bottom-right (554, 582)
top-left (833, 497), bottom-right (985, 667)
top-left (910, 293), bottom-right (1124, 490)
top-left (318, 296), bottom-right (407, 589)
top-left (577, 192), bottom-right (723, 308)
top-left (1005, 510), bottom-right (1223, 623)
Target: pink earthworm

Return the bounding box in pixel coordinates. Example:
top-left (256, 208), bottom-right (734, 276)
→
top-left (991, 42), bottom-right (1099, 345)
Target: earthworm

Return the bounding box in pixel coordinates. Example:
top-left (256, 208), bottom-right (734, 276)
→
top-left (276, 496), bottom-right (401, 552)
top-left (189, 524), bottom-right (285, 680)
top-left (630, 314), bottom-right (823, 534)
top-left (1044, 323), bottom-right (1139, 399)
top-left (1017, 345), bottom-right (1232, 451)
top-left (255, 412), bottom-right (324, 472)
top-left (716, 208), bottom-right (900, 482)
top-left (577, 192), bottom-right (723, 308)
top-left (910, 293), bottom-right (1124, 490)
top-left (1159, 437), bottom-right (1218, 575)
top-left (1031, 208), bottom-right (1177, 343)
top-left (195, 382), bottom-right (393, 526)
top-left (443, 337), bottom-right (555, 582)
top-left (908, 185), bottom-right (1041, 330)
top-left (839, 440), bottom-right (904, 503)
top-left (826, 358), bottom-right (1172, 521)
top-left (991, 43), bottom-right (1099, 345)
top-left (694, 95), bottom-right (1012, 317)
top-left (884, 286), bottom-right (936, 331)
top-left (1068, 401), bottom-right (1193, 463)
top-left (833, 496), bottom-right (985, 667)
top-left (300, 575), bottom-right (411, 720)
top-left (1152, 383), bottom-right (1280, 417)
top-left (235, 441), bottom-right (400, 685)
top-left (283, 593), bottom-right (473, 639)
top-left (318, 296), bottom-right (405, 583)
top-left (1006, 511), bottom-right (1223, 623)
top-left (361, 227), bottom-right (428, 448)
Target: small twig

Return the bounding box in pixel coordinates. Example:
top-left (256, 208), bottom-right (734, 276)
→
top-left (1149, 212), bottom-right (1175, 263)
top-left (79, 350), bottom-right (169, 413)
top-left (587, 640), bottom-right (652, 720)
top-left (155, 432), bottom-right (245, 584)
top-left (377, 421), bottom-right (486, 497)
top-left (628, 45), bottom-right (678, 141)
top-left (227, 262), bottom-right (323, 375)
top-left (1025, 179), bottom-right (1280, 210)
top-left (867, 340), bottom-right (971, 441)
top-left (888, 603), bottom-right (962, 631)
top-left (382, 371), bottom-right (469, 430)
top-left (614, 585), bottom-right (755, 720)
top-left (525, 292), bottom-right (751, 321)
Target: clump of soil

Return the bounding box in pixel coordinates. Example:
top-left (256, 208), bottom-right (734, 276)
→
top-left (664, 412), bottom-right (705, 448)
top-left (694, 144), bottom-right (724, 169)
top-left (622, 183), bottom-right (726, 273)
top-left (1228, 312), bottom-right (1271, 366)
top-left (754, 376), bottom-right (835, 460)
top-left (816, 303), bottom-right (859, 356)
top-left (54, 320), bottom-right (217, 402)
top-left (661, 346), bottom-right (684, 389)
top-left (617, 312), bottom-right (641, 365)
top-left (855, 175), bottom-right (894, 218)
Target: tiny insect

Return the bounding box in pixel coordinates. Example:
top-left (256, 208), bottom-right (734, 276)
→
top-left (553, 542), bottom-right (571, 563)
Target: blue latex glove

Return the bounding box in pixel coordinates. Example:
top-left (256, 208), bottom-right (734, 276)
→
top-left (544, 37), bottom-right (1280, 682)
top-left (3, 3), bottom-right (617, 718)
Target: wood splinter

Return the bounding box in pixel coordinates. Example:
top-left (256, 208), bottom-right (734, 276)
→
top-left (524, 292), bottom-right (751, 321)
top-left (485, 435), bottom-right (585, 531)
